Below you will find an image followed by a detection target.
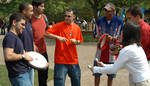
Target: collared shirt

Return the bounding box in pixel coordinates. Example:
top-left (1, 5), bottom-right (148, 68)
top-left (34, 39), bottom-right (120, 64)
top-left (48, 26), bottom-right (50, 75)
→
top-left (94, 15), bottom-right (123, 62)
top-left (139, 20), bottom-right (150, 60)
top-left (94, 43), bottom-right (150, 83)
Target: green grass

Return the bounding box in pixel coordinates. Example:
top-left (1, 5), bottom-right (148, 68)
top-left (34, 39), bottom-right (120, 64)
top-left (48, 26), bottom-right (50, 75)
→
top-left (0, 65), bottom-right (54, 86)
top-left (83, 36), bottom-right (98, 42)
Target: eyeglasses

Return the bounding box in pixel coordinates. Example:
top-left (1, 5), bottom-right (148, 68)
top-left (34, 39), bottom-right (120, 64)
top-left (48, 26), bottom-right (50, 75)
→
top-left (21, 23), bottom-right (25, 26)
top-left (65, 15), bottom-right (72, 18)
top-left (104, 9), bottom-right (112, 12)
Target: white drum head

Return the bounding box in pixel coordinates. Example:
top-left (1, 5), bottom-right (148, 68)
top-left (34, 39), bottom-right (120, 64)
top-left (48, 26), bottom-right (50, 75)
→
top-left (100, 36), bottom-right (106, 48)
top-left (27, 51), bottom-right (47, 70)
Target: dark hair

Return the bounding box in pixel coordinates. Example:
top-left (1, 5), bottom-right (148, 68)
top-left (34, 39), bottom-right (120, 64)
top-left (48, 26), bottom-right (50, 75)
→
top-left (32, 0), bottom-right (45, 7)
top-left (9, 13), bottom-right (26, 27)
top-left (19, 2), bottom-right (32, 13)
top-left (66, 8), bottom-right (76, 15)
top-left (120, 21), bottom-right (141, 46)
top-left (126, 5), bottom-right (143, 19)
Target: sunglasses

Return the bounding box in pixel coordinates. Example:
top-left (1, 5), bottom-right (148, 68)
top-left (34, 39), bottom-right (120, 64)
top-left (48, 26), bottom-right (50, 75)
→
top-left (21, 23), bottom-right (25, 26)
top-left (65, 15), bottom-right (72, 18)
top-left (104, 9), bottom-right (112, 12)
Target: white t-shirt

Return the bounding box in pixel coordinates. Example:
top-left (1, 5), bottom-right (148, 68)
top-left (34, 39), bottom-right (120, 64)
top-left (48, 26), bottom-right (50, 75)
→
top-left (94, 43), bottom-right (150, 83)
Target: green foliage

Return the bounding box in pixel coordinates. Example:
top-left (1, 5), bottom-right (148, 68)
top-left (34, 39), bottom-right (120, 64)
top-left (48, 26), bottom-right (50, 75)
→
top-left (87, 0), bottom-right (150, 21)
top-left (44, 0), bottom-right (68, 22)
top-left (1, 0), bottom-right (150, 23)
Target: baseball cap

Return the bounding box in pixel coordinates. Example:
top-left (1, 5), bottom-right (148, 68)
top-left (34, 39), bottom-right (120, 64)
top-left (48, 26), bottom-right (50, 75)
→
top-left (104, 3), bottom-right (115, 11)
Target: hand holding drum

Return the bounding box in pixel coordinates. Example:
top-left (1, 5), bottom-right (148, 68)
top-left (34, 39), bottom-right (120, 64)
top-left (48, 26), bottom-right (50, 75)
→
top-left (27, 51), bottom-right (48, 70)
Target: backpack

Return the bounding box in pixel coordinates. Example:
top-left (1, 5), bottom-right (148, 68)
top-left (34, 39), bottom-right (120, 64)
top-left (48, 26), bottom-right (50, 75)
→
top-left (29, 14), bottom-right (48, 26)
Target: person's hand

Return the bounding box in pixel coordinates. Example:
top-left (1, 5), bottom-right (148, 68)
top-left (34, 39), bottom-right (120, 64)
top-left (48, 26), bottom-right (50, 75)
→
top-left (106, 34), bottom-right (112, 41)
top-left (44, 62), bottom-right (49, 70)
top-left (70, 39), bottom-right (81, 45)
top-left (23, 51), bottom-right (33, 61)
top-left (76, 40), bottom-right (81, 45)
top-left (70, 39), bottom-right (77, 44)
top-left (34, 46), bottom-right (39, 52)
top-left (97, 61), bottom-right (104, 67)
top-left (57, 36), bottom-right (69, 42)
top-left (89, 67), bottom-right (94, 73)
top-left (106, 34), bottom-right (118, 41)
top-left (109, 48), bottom-right (120, 56)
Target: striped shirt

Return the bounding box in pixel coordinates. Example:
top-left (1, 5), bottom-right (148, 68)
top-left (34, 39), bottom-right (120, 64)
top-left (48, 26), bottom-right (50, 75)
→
top-left (94, 15), bottom-right (123, 63)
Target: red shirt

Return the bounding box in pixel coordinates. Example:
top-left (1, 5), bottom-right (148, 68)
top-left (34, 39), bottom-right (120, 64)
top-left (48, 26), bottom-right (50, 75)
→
top-left (45, 21), bottom-right (83, 64)
top-left (31, 14), bottom-right (47, 54)
top-left (139, 20), bottom-right (150, 60)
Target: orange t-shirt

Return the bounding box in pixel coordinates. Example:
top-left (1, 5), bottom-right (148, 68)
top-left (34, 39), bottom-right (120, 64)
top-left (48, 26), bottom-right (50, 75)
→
top-left (31, 14), bottom-right (47, 54)
top-left (45, 21), bottom-right (83, 64)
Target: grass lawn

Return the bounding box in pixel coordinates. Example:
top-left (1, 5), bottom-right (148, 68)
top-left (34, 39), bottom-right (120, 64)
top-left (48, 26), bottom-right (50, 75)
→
top-left (83, 36), bottom-right (98, 42)
top-left (0, 65), bottom-right (54, 86)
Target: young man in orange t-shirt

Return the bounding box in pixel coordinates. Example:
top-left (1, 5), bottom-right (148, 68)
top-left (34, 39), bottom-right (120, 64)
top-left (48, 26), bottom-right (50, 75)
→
top-left (44, 8), bottom-right (83, 86)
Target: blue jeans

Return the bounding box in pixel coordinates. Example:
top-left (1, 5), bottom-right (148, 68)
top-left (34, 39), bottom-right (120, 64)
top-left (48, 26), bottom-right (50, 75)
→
top-left (93, 60), bottom-right (116, 78)
top-left (54, 64), bottom-right (81, 86)
top-left (28, 67), bottom-right (34, 85)
top-left (9, 72), bottom-right (32, 86)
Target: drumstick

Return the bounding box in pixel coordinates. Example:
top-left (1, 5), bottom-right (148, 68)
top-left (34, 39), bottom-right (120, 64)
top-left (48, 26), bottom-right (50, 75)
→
top-left (87, 65), bottom-right (91, 69)
top-left (94, 58), bottom-right (99, 62)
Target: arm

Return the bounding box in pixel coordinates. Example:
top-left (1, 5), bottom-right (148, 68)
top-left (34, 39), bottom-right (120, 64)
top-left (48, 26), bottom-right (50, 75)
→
top-left (33, 42), bottom-right (39, 52)
top-left (44, 33), bottom-right (69, 42)
top-left (140, 29), bottom-right (149, 51)
top-left (91, 52), bottom-right (127, 74)
top-left (4, 47), bottom-right (33, 61)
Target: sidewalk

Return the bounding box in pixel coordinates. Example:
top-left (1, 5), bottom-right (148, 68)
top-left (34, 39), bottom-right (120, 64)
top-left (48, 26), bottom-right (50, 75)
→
top-left (0, 35), bottom-right (129, 86)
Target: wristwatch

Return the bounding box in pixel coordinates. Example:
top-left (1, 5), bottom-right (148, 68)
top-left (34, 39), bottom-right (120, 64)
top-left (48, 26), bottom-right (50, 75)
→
top-left (22, 54), bottom-right (25, 59)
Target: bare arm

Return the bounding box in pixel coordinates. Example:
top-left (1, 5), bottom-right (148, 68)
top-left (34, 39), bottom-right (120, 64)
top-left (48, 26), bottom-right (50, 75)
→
top-left (33, 42), bottom-right (39, 52)
top-left (4, 48), bottom-right (33, 61)
top-left (44, 33), bottom-right (69, 42)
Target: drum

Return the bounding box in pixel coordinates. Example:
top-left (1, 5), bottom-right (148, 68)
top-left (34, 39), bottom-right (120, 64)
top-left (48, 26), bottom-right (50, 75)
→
top-left (110, 44), bottom-right (123, 51)
top-left (97, 34), bottom-right (108, 50)
top-left (27, 51), bottom-right (47, 70)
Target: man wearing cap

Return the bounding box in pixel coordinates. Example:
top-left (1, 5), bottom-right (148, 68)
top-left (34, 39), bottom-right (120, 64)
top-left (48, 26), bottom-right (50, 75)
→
top-left (93, 2), bottom-right (123, 86)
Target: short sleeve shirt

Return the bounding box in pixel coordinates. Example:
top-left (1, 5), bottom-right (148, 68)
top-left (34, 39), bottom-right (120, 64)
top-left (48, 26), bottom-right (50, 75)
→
top-left (45, 21), bottom-right (83, 64)
top-left (3, 32), bottom-right (28, 78)
top-left (94, 15), bottom-right (123, 63)
top-left (19, 21), bottom-right (34, 52)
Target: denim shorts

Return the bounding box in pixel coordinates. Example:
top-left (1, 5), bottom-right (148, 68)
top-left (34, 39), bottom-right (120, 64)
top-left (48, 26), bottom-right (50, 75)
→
top-left (54, 64), bottom-right (81, 86)
top-left (9, 72), bottom-right (32, 86)
top-left (93, 60), bottom-right (116, 78)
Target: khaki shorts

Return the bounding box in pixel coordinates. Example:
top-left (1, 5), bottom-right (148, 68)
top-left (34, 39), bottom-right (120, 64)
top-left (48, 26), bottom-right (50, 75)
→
top-left (135, 78), bottom-right (150, 86)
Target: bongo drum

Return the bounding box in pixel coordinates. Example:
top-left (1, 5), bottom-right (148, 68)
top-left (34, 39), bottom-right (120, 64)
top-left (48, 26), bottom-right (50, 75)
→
top-left (97, 34), bottom-right (108, 50)
top-left (27, 51), bottom-right (47, 70)
top-left (110, 44), bottom-right (123, 51)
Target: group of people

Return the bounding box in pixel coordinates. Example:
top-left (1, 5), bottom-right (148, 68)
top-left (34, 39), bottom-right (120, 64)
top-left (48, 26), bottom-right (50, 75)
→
top-left (3, 0), bottom-right (49, 86)
top-left (2, 0), bottom-right (83, 86)
top-left (89, 2), bottom-right (150, 86)
top-left (2, 1), bottom-right (150, 86)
